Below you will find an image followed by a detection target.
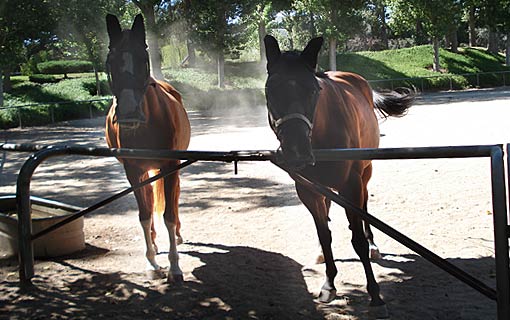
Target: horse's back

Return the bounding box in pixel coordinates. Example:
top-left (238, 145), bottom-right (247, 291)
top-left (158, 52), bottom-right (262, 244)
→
top-left (316, 71), bottom-right (379, 150)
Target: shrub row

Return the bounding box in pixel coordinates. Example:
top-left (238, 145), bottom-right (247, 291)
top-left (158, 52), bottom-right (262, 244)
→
top-left (37, 60), bottom-right (93, 76)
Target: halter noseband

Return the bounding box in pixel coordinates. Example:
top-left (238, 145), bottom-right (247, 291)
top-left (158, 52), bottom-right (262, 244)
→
top-left (271, 112), bottom-right (313, 133)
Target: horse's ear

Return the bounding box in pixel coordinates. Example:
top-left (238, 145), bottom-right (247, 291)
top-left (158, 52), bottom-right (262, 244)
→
top-left (131, 14), bottom-right (146, 46)
top-left (106, 14), bottom-right (122, 48)
top-left (264, 35), bottom-right (281, 70)
top-left (301, 37), bottom-right (323, 70)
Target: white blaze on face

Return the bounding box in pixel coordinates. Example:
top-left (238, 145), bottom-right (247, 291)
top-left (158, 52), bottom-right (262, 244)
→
top-left (117, 51), bottom-right (138, 115)
top-left (121, 52), bottom-right (134, 75)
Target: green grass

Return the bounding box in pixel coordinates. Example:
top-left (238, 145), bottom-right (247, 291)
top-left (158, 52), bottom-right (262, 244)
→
top-left (330, 45), bottom-right (510, 90)
top-left (1, 74), bottom-right (111, 128)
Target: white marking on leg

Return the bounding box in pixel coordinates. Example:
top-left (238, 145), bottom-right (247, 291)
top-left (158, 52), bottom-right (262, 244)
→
top-left (141, 219), bottom-right (159, 270)
top-left (164, 219), bottom-right (183, 281)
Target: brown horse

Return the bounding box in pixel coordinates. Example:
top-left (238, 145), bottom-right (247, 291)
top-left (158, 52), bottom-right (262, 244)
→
top-left (264, 35), bottom-right (413, 314)
top-left (105, 14), bottom-right (191, 282)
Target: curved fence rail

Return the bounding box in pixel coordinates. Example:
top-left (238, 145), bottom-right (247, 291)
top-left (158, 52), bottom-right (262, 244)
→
top-left (1, 143), bottom-right (509, 319)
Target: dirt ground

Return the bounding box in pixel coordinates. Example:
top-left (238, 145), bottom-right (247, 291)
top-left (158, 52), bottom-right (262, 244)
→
top-left (1, 88), bottom-right (509, 319)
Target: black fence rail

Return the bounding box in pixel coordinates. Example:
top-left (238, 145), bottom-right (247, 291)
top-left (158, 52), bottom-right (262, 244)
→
top-left (1, 143), bottom-right (509, 319)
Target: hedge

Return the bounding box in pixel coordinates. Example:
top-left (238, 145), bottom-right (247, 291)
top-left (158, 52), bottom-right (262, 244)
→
top-left (37, 60), bottom-right (93, 77)
top-left (29, 74), bottom-right (60, 84)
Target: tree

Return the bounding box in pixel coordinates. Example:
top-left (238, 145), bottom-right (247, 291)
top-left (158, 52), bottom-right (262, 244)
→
top-left (476, 0), bottom-right (510, 56)
top-left (0, 0), bottom-right (57, 103)
top-left (132, 0), bottom-right (166, 80)
top-left (247, 0), bottom-right (292, 65)
top-left (294, 0), bottom-right (365, 71)
top-left (389, 0), bottom-right (462, 72)
top-left (54, 0), bottom-right (127, 95)
top-left (368, 0), bottom-right (390, 50)
top-left (186, 0), bottom-right (254, 88)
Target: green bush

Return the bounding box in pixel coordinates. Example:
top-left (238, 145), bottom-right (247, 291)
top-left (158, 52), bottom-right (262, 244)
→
top-left (37, 60), bottom-right (93, 77)
top-left (81, 78), bottom-right (111, 96)
top-left (29, 74), bottom-right (60, 84)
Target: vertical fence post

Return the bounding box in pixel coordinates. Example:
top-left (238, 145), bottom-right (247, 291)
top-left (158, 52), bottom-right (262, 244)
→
top-left (449, 77), bottom-right (453, 91)
top-left (492, 146), bottom-right (510, 320)
top-left (89, 102), bottom-right (93, 119)
top-left (50, 104), bottom-right (55, 124)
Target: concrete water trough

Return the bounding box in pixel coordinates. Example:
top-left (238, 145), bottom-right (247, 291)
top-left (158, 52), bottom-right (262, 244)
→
top-left (0, 195), bottom-right (85, 258)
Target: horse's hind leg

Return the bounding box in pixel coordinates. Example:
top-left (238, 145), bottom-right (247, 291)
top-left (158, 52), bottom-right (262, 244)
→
top-left (125, 164), bottom-right (159, 270)
top-left (163, 168), bottom-right (183, 283)
top-left (315, 198), bottom-right (331, 264)
top-left (344, 173), bottom-right (387, 317)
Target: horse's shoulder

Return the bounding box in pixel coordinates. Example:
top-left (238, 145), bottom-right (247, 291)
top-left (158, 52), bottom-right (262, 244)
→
top-left (154, 79), bottom-right (183, 105)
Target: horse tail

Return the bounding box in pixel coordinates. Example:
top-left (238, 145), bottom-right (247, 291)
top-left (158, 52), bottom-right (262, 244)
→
top-left (150, 169), bottom-right (166, 217)
top-left (373, 88), bottom-right (415, 118)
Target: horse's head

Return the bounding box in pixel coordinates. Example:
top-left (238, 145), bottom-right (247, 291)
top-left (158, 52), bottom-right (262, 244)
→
top-left (264, 35), bottom-right (323, 170)
top-left (106, 14), bottom-right (150, 124)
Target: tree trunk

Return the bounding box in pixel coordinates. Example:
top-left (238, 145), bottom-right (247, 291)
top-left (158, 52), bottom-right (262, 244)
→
top-left (328, 37), bottom-right (337, 71)
top-left (0, 70), bottom-right (3, 108)
top-left (135, 2), bottom-right (164, 80)
top-left (432, 37), bottom-right (440, 72)
top-left (506, 33), bottom-right (510, 66)
top-left (258, 17), bottom-right (267, 65)
top-left (469, 5), bottom-right (476, 47)
top-left (450, 28), bottom-right (458, 53)
top-left (94, 66), bottom-right (101, 96)
top-left (217, 53), bottom-right (225, 89)
top-left (487, 28), bottom-right (499, 54)
top-left (379, 5), bottom-right (388, 50)
top-left (186, 39), bottom-right (196, 67)
top-left (3, 69), bottom-right (12, 93)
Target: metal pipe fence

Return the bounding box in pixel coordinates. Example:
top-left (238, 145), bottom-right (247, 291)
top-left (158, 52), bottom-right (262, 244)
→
top-left (2, 143), bottom-right (508, 319)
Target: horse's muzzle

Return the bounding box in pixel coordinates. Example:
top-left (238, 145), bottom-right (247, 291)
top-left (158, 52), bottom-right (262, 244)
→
top-left (277, 146), bottom-right (316, 171)
top-left (116, 89), bottom-right (146, 124)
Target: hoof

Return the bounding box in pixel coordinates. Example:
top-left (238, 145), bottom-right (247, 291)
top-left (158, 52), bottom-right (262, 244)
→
top-left (317, 288), bottom-right (337, 303)
top-left (369, 245), bottom-right (382, 260)
top-left (176, 236), bottom-right (184, 245)
top-left (146, 268), bottom-right (166, 280)
top-left (369, 303), bottom-right (389, 319)
top-left (315, 253), bottom-right (325, 264)
top-left (168, 273), bottom-right (184, 284)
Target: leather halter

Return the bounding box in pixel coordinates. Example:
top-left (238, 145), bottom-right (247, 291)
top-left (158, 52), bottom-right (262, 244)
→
top-left (271, 112), bottom-right (313, 132)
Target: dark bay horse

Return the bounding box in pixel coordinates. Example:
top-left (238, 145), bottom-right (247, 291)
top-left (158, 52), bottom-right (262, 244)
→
top-left (105, 14), bottom-right (191, 282)
top-left (264, 35), bottom-right (413, 314)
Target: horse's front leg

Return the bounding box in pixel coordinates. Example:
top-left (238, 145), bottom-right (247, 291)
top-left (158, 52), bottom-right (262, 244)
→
top-left (163, 167), bottom-right (183, 283)
top-left (296, 184), bottom-right (337, 303)
top-left (344, 172), bottom-right (387, 318)
top-left (124, 164), bottom-right (160, 270)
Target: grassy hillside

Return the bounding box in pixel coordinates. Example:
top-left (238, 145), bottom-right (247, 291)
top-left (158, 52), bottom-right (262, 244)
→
top-left (331, 45), bottom-right (510, 90)
top-left (2, 45), bottom-right (509, 128)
